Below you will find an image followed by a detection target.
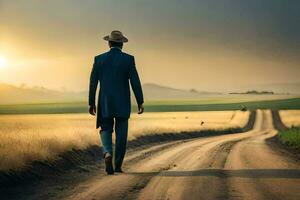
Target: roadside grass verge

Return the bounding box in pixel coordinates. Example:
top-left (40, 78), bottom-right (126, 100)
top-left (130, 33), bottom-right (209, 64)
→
top-left (277, 127), bottom-right (300, 151)
top-left (269, 110), bottom-right (300, 158)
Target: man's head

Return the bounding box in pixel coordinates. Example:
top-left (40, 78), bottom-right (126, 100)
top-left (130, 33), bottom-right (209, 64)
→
top-left (103, 30), bottom-right (128, 49)
top-left (109, 41), bottom-right (123, 49)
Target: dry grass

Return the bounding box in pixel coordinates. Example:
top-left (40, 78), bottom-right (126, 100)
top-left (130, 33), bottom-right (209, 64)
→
top-left (0, 111), bottom-right (249, 171)
top-left (279, 110), bottom-right (300, 128)
top-left (129, 111), bottom-right (249, 136)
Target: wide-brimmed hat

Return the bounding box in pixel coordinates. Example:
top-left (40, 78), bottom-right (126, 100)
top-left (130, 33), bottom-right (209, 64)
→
top-left (103, 30), bottom-right (128, 43)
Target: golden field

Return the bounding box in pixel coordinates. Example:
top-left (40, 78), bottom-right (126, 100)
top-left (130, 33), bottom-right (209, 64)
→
top-left (0, 111), bottom-right (250, 171)
top-left (279, 110), bottom-right (300, 128)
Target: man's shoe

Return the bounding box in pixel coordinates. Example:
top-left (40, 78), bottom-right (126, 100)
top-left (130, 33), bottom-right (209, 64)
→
top-left (104, 153), bottom-right (114, 175)
top-left (114, 168), bottom-right (123, 173)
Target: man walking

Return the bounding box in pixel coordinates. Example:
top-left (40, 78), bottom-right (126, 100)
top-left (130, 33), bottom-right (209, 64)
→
top-left (89, 30), bottom-right (144, 175)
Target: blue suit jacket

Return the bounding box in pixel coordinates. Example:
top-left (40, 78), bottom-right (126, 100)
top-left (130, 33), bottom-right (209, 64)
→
top-left (89, 48), bottom-right (144, 128)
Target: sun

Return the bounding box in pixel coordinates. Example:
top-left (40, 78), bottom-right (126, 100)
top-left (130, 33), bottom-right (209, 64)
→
top-left (0, 55), bottom-right (7, 69)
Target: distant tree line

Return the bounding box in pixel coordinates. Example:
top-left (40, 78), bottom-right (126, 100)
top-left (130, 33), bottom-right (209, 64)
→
top-left (229, 90), bottom-right (274, 95)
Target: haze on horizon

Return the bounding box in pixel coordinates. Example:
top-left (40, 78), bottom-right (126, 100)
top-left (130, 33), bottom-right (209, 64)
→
top-left (0, 0), bottom-right (299, 92)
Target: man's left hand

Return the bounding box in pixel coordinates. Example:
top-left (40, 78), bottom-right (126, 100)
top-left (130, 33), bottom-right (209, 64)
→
top-left (138, 104), bottom-right (144, 114)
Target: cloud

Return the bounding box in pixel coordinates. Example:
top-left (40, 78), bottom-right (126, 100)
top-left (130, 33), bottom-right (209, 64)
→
top-left (0, 0), bottom-right (299, 91)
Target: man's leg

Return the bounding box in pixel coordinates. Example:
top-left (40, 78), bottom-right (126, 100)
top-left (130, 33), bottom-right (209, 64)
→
top-left (114, 117), bottom-right (128, 172)
top-left (99, 118), bottom-right (114, 174)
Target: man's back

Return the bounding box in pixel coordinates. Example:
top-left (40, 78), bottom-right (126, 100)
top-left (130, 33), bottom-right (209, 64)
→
top-left (89, 47), bottom-right (143, 128)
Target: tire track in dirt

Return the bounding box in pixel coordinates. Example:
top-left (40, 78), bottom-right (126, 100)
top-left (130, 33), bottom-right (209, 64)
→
top-left (134, 116), bottom-right (262, 200)
top-left (121, 140), bottom-right (241, 200)
top-left (225, 110), bottom-right (300, 200)
top-left (64, 136), bottom-right (231, 200)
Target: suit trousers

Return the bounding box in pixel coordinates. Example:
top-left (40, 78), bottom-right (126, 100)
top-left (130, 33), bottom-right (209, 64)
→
top-left (99, 117), bottom-right (128, 169)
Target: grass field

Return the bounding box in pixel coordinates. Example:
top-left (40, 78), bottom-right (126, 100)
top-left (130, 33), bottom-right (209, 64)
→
top-left (0, 111), bottom-right (249, 171)
top-left (0, 95), bottom-right (299, 172)
top-left (278, 127), bottom-right (300, 151)
top-left (279, 110), bottom-right (300, 128)
top-left (0, 97), bottom-right (299, 114)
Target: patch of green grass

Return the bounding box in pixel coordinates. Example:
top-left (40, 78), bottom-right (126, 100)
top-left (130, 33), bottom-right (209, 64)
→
top-left (278, 127), bottom-right (300, 151)
top-left (145, 94), bottom-right (300, 105)
top-left (0, 98), bottom-right (300, 115)
top-left (0, 102), bottom-right (87, 114)
top-left (144, 98), bottom-right (300, 112)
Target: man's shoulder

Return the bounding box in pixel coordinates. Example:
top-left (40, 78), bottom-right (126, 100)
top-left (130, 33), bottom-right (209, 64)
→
top-left (121, 52), bottom-right (134, 62)
top-left (94, 51), bottom-right (134, 61)
top-left (95, 52), bottom-right (109, 60)
top-left (122, 52), bottom-right (134, 58)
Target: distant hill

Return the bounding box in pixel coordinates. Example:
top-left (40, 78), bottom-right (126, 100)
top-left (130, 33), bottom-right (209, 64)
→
top-left (0, 83), bottom-right (85, 104)
top-left (0, 82), bottom-right (221, 104)
top-left (142, 83), bottom-right (221, 100)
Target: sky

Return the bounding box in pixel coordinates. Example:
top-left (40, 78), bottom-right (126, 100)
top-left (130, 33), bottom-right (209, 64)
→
top-left (0, 0), bottom-right (299, 92)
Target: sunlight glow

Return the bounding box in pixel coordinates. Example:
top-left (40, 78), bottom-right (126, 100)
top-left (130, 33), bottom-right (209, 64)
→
top-left (0, 55), bottom-right (7, 69)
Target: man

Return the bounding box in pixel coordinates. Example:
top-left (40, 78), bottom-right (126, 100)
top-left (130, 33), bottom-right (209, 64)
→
top-left (89, 30), bottom-right (144, 175)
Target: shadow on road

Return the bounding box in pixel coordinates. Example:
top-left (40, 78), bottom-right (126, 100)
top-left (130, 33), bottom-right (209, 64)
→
top-left (126, 169), bottom-right (300, 179)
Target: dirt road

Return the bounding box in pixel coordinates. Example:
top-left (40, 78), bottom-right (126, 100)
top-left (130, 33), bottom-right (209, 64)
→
top-left (63, 110), bottom-right (300, 200)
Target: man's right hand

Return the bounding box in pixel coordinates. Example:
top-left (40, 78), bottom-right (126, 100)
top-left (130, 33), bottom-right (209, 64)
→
top-left (89, 105), bottom-right (96, 116)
